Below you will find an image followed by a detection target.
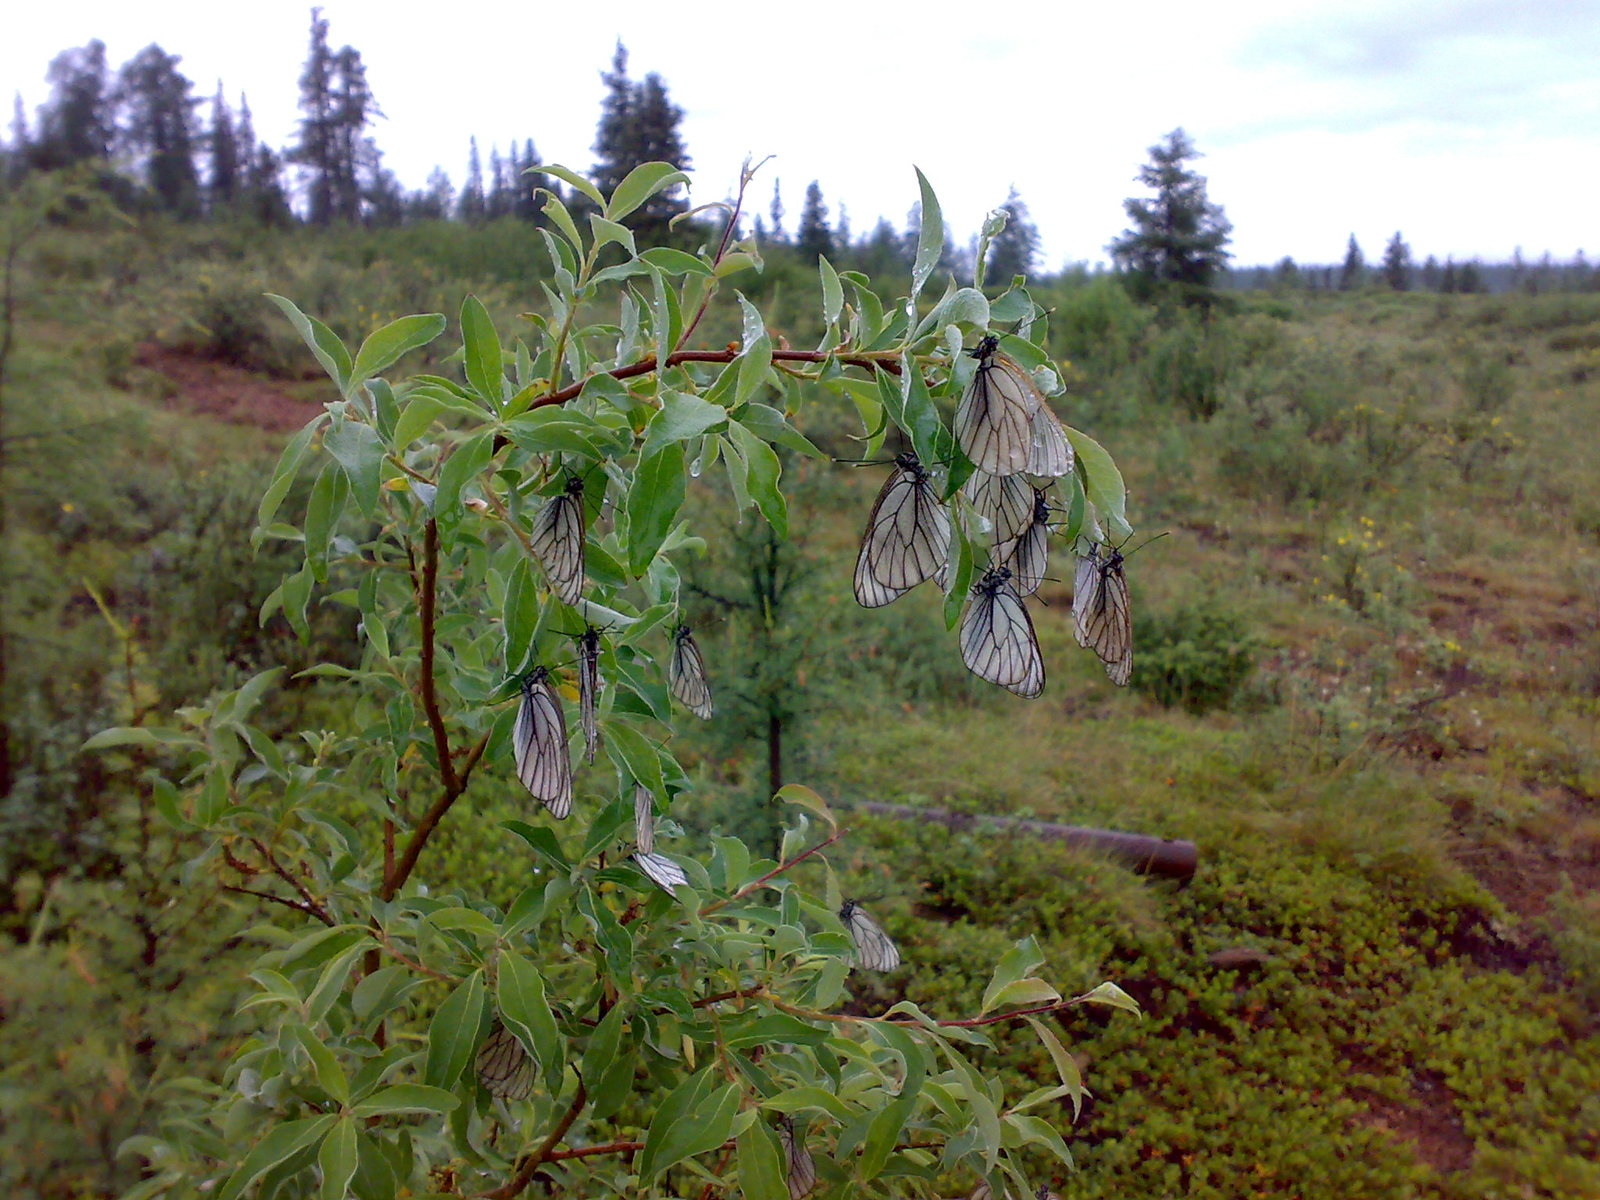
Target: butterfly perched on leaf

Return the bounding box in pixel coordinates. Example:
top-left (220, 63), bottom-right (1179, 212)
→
top-left (995, 487), bottom-right (1053, 597)
top-left (960, 566), bottom-right (1045, 698)
top-left (577, 625), bottom-right (602, 764)
top-left (530, 475), bottom-right (586, 605)
top-left (853, 451), bottom-right (950, 608)
top-left (778, 1116), bottom-right (817, 1199)
top-left (513, 667), bottom-right (572, 817)
top-left (1073, 543), bottom-right (1132, 686)
top-left (632, 782), bottom-right (688, 890)
top-left (668, 624), bottom-right (714, 719)
top-left (840, 899), bottom-right (900, 972)
top-left (956, 335), bottom-right (1045, 477)
top-left (475, 1020), bottom-right (534, 1101)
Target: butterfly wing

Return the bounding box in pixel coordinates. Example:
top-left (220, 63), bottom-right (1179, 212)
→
top-left (1077, 552), bottom-right (1132, 685)
top-left (778, 1117), bottom-right (817, 1200)
top-left (960, 570), bottom-right (1045, 698)
top-left (530, 486), bottom-right (586, 605)
top-left (956, 344), bottom-right (1041, 476)
top-left (1027, 402), bottom-right (1074, 479)
top-left (854, 456), bottom-right (950, 607)
top-left (669, 626), bottom-right (714, 719)
top-left (997, 492), bottom-right (1051, 597)
top-left (633, 850), bottom-right (688, 891)
top-left (514, 669), bottom-right (573, 817)
top-left (475, 1021), bottom-right (535, 1101)
top-left (840, 899), bottom-right (901, 971)
top-left (1072, 546), bottom-right (1104, 649)
top-left (963, 470), bottom-right (1034, 547)
top-left (634, 782), bottom-right (655, 855)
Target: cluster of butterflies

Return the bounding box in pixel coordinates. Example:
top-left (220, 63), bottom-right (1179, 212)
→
top-left (853, 335), bottom-right (1133, 694)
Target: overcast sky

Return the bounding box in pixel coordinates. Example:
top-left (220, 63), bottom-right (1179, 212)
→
top-left (5, 0), bottom-right (1597, 268)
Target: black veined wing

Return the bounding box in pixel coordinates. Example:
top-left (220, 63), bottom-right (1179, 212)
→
top-left (960, 567), bottom-right (1045, 698)
top-left (996, 488), bottom-right (1052, 597)
top-left (668, 624), bottom-right (714, 719)
top-left (778, 1117), bottom-right (817, 1200)
top-left (962, 469), bottom-right (1033, 547)
top-left (1027, 400), bottom-right (1074, 479)
top-left (840, 899), bottom-right (900, 971)
top-left (633, 850), bottom-right (689, 891)
top-left (633, 782), bottom-right (656, 854)
top-left (530, 475), bottom-right (586, 605)
top-left (1073, 544), bottom-right (1132, 686)
top-left (475, 1020), bottom-right (535, 1101)
top-left (577, 626), bottom-right (602, 764)
top-left (853, 451), bottom-right (951, 608)
top-left (955, 335), bottom-right (1043, 476)
top-left (514, 667), bottom-right (573, 818)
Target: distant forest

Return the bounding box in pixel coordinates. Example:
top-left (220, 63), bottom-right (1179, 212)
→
top-left (5, 10), bottom-right (1596, 295)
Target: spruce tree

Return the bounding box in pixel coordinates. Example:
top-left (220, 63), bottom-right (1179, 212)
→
top-left (458, 136), bottom-right (485, 222)
top-left (590, 42), bottom-right (690, 238)
top-left (1339, 234), bottom-right (1365, 290)
top-left (767, 179), bottom-right (787, 242)
top-left (1421, 254), bottom-right (1440, 291)
top-left (1107, 128), bottom-right (1231, 303)
top-left (1380, 232), bottom-right (1412, 291)
top-left (115, 44), bottom-right (201, 218)
top-left (291, 10), bottom-right (381, 223)
top-left (795, 180), bottom-right (832, 262)
top-left (35, 40), bottom-right (115, 170)
top-left (984, 186), bottom-right (1041, 287)
top-left (207, 83), bottom-right (238, 210)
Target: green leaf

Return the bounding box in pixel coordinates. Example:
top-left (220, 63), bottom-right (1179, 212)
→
top-left (503, 820), bottom-right (573, 873)
top-left (1004, 1112), bottom-right (1075, 1170)
top-left (578, 1001), bottom-right (628, 1103)
top-left (726, 422), bottom-right (786, 537)
top-left (1022, 1016), bottom-right (1085, 1119)
top-left (496, 953), bottom-right (562, 1082)
top-left (258, 413), bottom-right (328, 531)
top-left (639, 1071), bottom-right (740, 1182)
top-left (735, 294), bottom-right (773, 403)
top-left (1065, 427), bottom-right (1131, 542)
top-left (736, 1120), bottom-right (788, 1200)
top-left (818, 256), bottom-right (843, 329)
top-left (81, 726), bottom-right (202, 752)
top-left (982, 978), bottom-right (1061, 1013)
top-left (323, 418), bottom-right (383, 518)
top-left (762, 1086), bottom-right (854, 1123)
top-left (303, 460), bottom-right (348, 584)
top-left (589, 215), bottom-right (636, 257)
top-left (859, 1096), bottom-right (914, 1181)
top-left (350, 314), bottom-right (445, 393)
top-left (215, 1115), bottom-right (337, 1200)
top-left (910, 167), bottom-right (945, 303)
top-left (897, 351), bottom-right (948, 470)
top-left (607, 163), bottom-right (691, 221)
top-left (642, 390), bottom-right (728, 459)
top-left (981, 936), bottom-right (1047, 1015)
top-left (502, 558), bottom-right (541, 677)
top-left (317, 1119), bottom-right (359, 1200)
top-left (460, 296), bottom-right (503, 407)
top-left (540, 192), bottom-right (585, 253)
top-left (540, 163), bottom-right (605, 209)
top-left (942, 521), bottom-right (974, 632)
top-left (735, 403), bottom-right (826, 459)
top-left (266, 294), bottom-right (351, 392)
top-left (423, 970), bottom-right (486, 1090)
top-left (773, 784), bottom-right (838, 832)
top-left (639, 246), bottom-right (713, 276)
top-left (1073, 980), bottom-right (1142, 1016)
top-left (433, 429), bottom-right (495, 535)
top-left (292, 1023), bottom-right (350, 1106)
top-left (625, 444), bottom-right (687, 576)
top-left (349, 1084), bottom-right (461, 1117)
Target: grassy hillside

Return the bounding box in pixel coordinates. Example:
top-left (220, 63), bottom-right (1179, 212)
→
top-left (2, 217), bottom-right (1598, 1198)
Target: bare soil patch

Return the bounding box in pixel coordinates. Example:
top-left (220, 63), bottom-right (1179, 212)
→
top-left (135, 344), bottom-right (321, 434)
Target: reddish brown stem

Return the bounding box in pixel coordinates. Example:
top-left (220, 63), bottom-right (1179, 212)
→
top-left (478, 1079), bottom-right (588, 1199)
top-left (528, 350), bottom-right (902, 412)
top-left (698, 827), bottom-right (849, 917)
top-left (545, 1141), bottom-right (643, 1162)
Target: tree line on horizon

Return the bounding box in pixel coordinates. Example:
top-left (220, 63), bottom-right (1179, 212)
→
top-left (3, 10), bottom-right (1596, 297)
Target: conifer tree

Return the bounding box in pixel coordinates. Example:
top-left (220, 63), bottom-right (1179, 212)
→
top-left (1380, 232), bottom-right (1412, 291)
top-left (1421, 254), bottom-right (1440, 291)
top-left (291, 10), bottom-right (381, 223)
top-left (207, 83), bottom-right (238, 210)
top-left (1107, 128), bottom-right (1231, 303)
top-left (515, 136), bottom-right (543, 221)
top-left (1339, 234), bottom-right (1365, 290)
top-left (984, 186), bottom-right (1041, 287)
top-left (767, 179), bottom-right (787, 242)
top-left (35, 40), bottom-right (115, 170)
top-left (115, 44), bottom-right (201, 217)
top-left (590, 42), bottom-right (690, 237)
top-left (458, 136), bottom-right (485, 223)
top-left (795, 180), bottom-right (832, 262)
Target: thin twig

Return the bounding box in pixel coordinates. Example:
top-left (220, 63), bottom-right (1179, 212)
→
top-left (529, 349), bottom-right (902, 412)
top-left (698, 828), bottom-right (849, 917)
top-left (478, 1079), bottom-right (588, 1200)
top-left (545, 1141), bottom-right (643, 1162)
top-left (247, 837), bottom-right (335, 925)
top-left (221, 884), bottom-right (332, 925)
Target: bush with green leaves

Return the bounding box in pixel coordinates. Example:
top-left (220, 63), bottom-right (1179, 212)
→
top-left (89, 162), bottom-right (1140, 1200)
top-left (1132, 598), bottom-right (1258, 714)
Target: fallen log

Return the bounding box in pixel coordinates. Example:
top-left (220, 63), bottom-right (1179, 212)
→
top-left (850, 800), bottom-right (1198, 884)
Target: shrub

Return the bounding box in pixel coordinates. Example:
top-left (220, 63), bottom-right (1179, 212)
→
top-left (1132, 599), bottom-right (1257, 713)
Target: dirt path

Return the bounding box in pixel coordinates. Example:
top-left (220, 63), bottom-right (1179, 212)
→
top-left (136, 345), bottom-right (324, 435)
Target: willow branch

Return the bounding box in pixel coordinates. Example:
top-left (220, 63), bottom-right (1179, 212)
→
top-left (246, 837), bottom-right (334, 925)
top-left (698, 827), bottom-right (849, 917)
top-left (545, 1140), bottom-right (643, 1162)
top-left (479, 1079), bottom-right (588, 1200)
top-left (222, 884), bottom-right (332, 925)
top-left (529, 349), bottom-right (903, 412)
